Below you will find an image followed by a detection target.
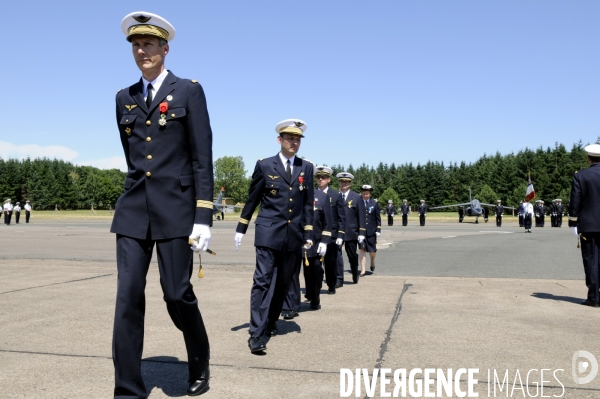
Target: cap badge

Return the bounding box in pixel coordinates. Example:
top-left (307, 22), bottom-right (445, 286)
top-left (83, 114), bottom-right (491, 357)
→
top-left (125, 104), bottom-right (138, 111)
top-left (133, 15), bottom-right (152, 23)
top-left (294, 121), bottom-right (304, 127)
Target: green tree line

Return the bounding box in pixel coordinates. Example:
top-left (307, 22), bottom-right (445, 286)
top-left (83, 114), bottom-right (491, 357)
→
top-left (0, 140), bottom-right (590, 210)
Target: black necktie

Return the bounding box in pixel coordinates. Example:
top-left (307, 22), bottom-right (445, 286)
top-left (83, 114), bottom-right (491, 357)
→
top-left (286, 160), bottom-right (291, 181)
top-left (146, 83), bottom-right (153, 108)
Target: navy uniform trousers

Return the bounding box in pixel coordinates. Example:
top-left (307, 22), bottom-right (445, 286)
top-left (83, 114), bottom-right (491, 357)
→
top-left (113, 233), bottom-right (209, 398)
top-left (580, 233), bottom-right (600, 303)
top-left (253, 238), bottom-right (300, 334)
top-left (325, 242), bottom-right (340, 290)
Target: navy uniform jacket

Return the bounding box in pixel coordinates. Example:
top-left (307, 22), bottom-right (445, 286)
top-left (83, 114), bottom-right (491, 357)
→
top-left (324, 188), bottom-right (346, 241)
top-left (341, 190), bottom-right (366, 241)
top-left (569, 165), bottom-right (600, 232)
top-left (111, 71), bottom-right (214, 240)
top-left (306, 190), bottom-right (333, 257)
top-left (363, 199), bottom-right (382, 236)
top-left (236, 155), bottom-right (314, 251)
top-left (539, 205), bottom-right (545, 216)
top-left (386, 205), bottom-right (395, 216)
top-left (518, 204), bottom-right (524, 216)
top-left (556, 203), bottom-right (564, 215)
top-left (495, 204), bottom-right (504, 216)
top-left (418, 204), bottom-right (428, 215)
top-left (400, 204), bottom-right (410, 215)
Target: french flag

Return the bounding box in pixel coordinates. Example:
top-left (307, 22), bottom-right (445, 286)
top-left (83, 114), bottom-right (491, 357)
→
top-left (525, 174), bottom-right (536, 202)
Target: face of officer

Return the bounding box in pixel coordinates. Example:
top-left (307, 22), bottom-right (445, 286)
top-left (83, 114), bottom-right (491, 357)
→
top-left (361, 190), bottom-right (371, 200)
top-left (339, 180), bottom-right (351, 193)
top-left (316, 175), bottom-right (330, 190)
top-left (277, 133), bottom-right (301, 158)
top-left (131, 35), bottom-right (169, 81)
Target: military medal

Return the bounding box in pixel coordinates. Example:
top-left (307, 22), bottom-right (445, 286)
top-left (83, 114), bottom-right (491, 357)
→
top-left (159, 102), bottom-right (168, 127)
top-left (298, 176), bottom-right (304, 191)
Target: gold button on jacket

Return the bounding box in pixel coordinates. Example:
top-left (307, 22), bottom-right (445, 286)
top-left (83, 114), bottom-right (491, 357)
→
top-left (146, 171), bottom-right (152, 177)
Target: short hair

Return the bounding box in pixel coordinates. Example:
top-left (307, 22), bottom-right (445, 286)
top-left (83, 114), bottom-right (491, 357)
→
top-left (589, 155), bottom-right (600, 163)
top-left (158, 38), bottom-right (168, 47)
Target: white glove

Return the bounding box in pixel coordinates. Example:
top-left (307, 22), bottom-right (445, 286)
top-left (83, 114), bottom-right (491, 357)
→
top-left (304, 240), bottom-right (313, 249)
top-left (358, 235), bottom-right (365, 243)
top-left (190, 224), bottom-right (211, 252)
top-left (391, 213), bottom-right (394, 217)
top-left (573, 227), bottom-right (578, 236)
top-left (317, 243), bottom-right (327, 256)
top-left (336, 238), bottom-right (343, 246)
top-left (376, 232), bottom-right (381, 237)
top-left (234, 232), bottom-right (244, 251)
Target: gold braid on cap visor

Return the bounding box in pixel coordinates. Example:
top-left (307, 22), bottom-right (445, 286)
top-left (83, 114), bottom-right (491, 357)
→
top-left (127, 25), bottom-right (169, 41)
top-left (278, 126), bottom-right (304, 136)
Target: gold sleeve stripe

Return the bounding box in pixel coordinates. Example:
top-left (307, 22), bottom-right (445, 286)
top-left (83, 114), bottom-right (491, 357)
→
top-left (322, 231), bottom-right (332, 236)
top-left (239, 218), bottom-right (249, 225)
top-left (568, 216), bottom-right (578, 221)
top-left (304, 225), bottom-right (314, 231)
top-left (377, 226), bottom-right (381, 228)
top-left (338, 230), bottom-right (345, 234)
top-left (196, 200), bottom-right (213, 209)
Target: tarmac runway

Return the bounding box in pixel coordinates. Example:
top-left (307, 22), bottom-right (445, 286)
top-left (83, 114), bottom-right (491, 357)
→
top-left (1, 219), bottom-right (598, 398)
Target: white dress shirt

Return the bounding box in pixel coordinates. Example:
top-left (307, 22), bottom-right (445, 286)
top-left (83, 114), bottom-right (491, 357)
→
top-left (142, 69), bottom-right (169, 102)
top-left (278, 153), bottom-right (295, 175)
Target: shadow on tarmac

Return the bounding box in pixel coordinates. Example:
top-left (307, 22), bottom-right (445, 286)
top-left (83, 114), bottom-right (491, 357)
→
top-left (531, 292), bottom-right (583, 305)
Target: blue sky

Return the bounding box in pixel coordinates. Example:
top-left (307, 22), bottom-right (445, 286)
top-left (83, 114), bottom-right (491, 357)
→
top-left (3, 1), bottom-right (598, 173)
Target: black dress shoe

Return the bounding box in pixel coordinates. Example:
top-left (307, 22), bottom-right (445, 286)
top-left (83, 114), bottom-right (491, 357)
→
top-left (328, 288), bottom-right (336, 295)
top-left (310, 302), bottom-right (321, 310)
top-left (281, 310), bottom-right (295, 319)
top-left (581, 300), bottom-right (600, 308)
top-left (266, 324), bottom-right (278, 337)
top-left (370, 265), bottom-right (375, 272)
top-left (359, 273), bottom-right (366, 277)
top-left (248, 336), bottom-right (267, 353)
top-left (352, 274), bottom-right (359, 284)
top-left (188, 364), bottom-right (210, 396)
top-left (335, 282), bottom-right (343, 288)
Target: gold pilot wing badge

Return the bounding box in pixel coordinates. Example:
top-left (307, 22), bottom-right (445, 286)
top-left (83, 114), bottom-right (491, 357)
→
top-left (268, 175), bottom-right (280, 180)
top-left (125, 104), bottom-right (138, 111)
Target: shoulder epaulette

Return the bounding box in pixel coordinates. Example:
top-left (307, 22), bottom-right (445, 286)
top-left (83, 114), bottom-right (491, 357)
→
top-left (118, 89), bottom-right (122, 93)
top-left (259, 158), bottom-right (263, 162)
top-left (191, 79), bottom-right (198, 84)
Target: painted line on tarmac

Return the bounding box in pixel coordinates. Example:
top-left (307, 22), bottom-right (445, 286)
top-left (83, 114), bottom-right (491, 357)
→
top-left (0, 273), bottom-right (113, 295)
top-left (479, 231), bottom-right (513, 234)
top-left (442, 236), bottom-right (456, 238)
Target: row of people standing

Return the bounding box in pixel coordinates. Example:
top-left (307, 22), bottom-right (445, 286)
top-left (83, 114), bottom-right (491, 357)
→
top-left (3, 199), bottom-right (32, 225)
top-left (518, 199), bottom-right (565, 228)
top-left (385, 200), bottom-right (428, 226)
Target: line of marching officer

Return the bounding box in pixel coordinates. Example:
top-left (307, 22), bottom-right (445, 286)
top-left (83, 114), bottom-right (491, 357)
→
top-left (235, 119), bottom-right (385, 354)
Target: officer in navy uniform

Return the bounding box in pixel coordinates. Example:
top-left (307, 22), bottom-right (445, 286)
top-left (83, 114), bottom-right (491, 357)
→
top-left (400, 199), bottom-right (410, 226)
top-left (550, 199), bottom-right (557, 227)
top-left (314, 166), bottom-right (345, 294)
top-left (336, 173), bottom-right (366, 284)
top-left (569, 144), bottom-right (600, 307)
top-left (534, 200), bottom-right (541, 227)
top-left (556, 199), bottom-right (564, 227)
top-left (300, 184), bottom-right (333, 310)
top-left (359, 185), bottom-right (381, 275)
top-left (24, 200), bottom-right (32, 223)
top-left (538, 200), bottom-right (546, 227)
top-left (386, 200), bottom-right (395, 226)
top-left (494, 200), bottom-right (503, 227)
top-left (517, 200), bottom-right (524, 227)
top-left (234, 119), bottom-right (314, 353)
top-left (111, 12), bottom-right (213, 397)
top-left (418, 200), bottom-right (427, 226)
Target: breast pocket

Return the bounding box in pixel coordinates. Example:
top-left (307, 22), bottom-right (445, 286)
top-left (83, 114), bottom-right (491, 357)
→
top-left (166, 107), bottom-right (187, 121)
top-left (265, 182), bottom-right (280, 196)
top-left (120, 115), bottom-right (137, 136)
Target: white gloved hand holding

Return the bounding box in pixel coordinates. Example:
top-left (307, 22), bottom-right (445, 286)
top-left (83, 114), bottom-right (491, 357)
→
top-left (317, 243), bottom-right (327, 256)
top-left (573, 227), bottom-right (578, 236)
top-left (376, 232), bottom-right (381, 237)
top-left (190, 224), bottom-right (211, 252)
top-left (358, 235), bottom-right (365, 243)
top-left (335, 238), bottom-right (343, 246)
top-left (304, 240), bottom-right (313, 249)
top-left (234, 232), bottom-right (244, 251)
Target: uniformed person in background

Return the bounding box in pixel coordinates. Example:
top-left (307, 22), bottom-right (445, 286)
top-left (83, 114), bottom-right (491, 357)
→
top-left (3, 199), bottom-right (13, 225)
top-left (24, 200), bottom-right (32, 223)
top-left (556, 199), bottom-right (564, 227)
top-left (400, 199), bottom-right (410, 226)
top-left (336, 172), bottom-right (366, 284)
top-left (314, 166), bottom-right (345, 294)
top-left (13, 202), bottom-right (21, 224)
top-left (569, 144), bottom-right (600, 307)
top-left (523, 200), bottom-right (534, 233)
top-left (494, 200), bottom-right (503, 227)
top-left (533, 200), bottom-right (540, 227)
top-left (386, 200), bottom-right (395, 226)
top-left (418, 199), bottom-right (427, 226)
top-left (517, 200), bottom-right (524, 227)
top-left (111, 12), bottom-right (213, 397)
top-left (234, 119), bottom-right (314, 353)
top-left (539, 200), bottom-right (546, 227)
top-left (359, 185), bottom-right (381, 275)
top-left (549, 199), bottom-right (555, 227)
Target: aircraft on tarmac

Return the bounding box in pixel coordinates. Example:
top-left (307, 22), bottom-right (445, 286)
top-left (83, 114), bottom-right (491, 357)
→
top-left (212, 187), bottom-right (242, 220)
top-left (429, 188), bottom-right (514, 223)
